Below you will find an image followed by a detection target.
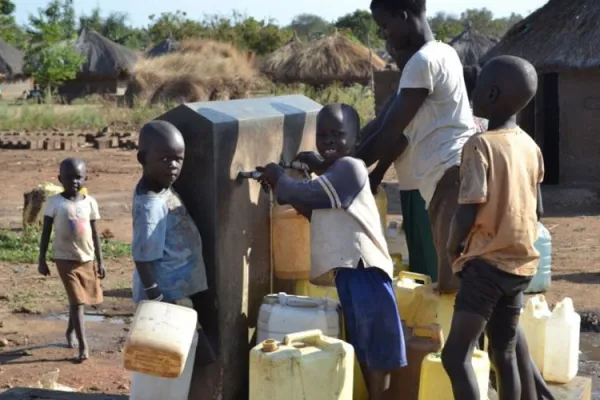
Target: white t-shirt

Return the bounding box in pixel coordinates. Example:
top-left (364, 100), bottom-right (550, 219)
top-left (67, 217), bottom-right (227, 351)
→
top-left (44, 194), bottom-right (100, 262)
top-left (396, 41), bottom-right (476, 207)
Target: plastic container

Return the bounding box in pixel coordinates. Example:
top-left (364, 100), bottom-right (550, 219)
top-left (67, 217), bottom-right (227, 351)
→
top-left (418, 350), bottom-right (490, 400)
top-left (293, 281), bottom-right (368, 400)
top-left (525, 222), bottom-right (552, 294)
top-left (249, 330), bottom-right (354, 400)
top-left (272, 203), bottom-right (311, 279)
top-left (375, 185), bottom-right (387, 233)
top-left (408, 284), bottom-right (456, 342)
top-left (391, 325), bottom-right (444, 400)
top-left (294, 280), bottom-right (340, 302)
top-left (543, 297), bottom-right (581, 383)
top-left (257, 293), bottom-right (341, 344)
top-left (520, 295), bottom-right (551, 373)
top-left (394, 272), bottom-right (431, 322)
top-left (130, 330), bottom-right (198, 400)
top-left (386, 220), bottom-right (410, 275)
top-left (124, 301), bottom-right (198, 378)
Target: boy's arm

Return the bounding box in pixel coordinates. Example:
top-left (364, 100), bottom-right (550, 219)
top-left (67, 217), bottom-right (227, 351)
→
top-left (447, 137), bottom-right (489, 263)
top-left (132, 199), bottom-right (168, 301)
top-left (276, 158), bottom-right (368, 212)
top-left (354, 88), bottom-right (427, 167)
top-left (358, 92), bottom-right (398, 167)
top-left (90, 221), bottom-right (105, 279)
top-left (38, 216), bottom-right (53, 276)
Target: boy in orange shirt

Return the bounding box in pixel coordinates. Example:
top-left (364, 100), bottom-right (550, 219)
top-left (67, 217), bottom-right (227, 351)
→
top-left (443, 56), bottom-right (544, 400)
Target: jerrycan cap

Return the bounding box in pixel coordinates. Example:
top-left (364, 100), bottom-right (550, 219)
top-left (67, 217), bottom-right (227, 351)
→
top-left (262, 339), bottom-right (279, 353)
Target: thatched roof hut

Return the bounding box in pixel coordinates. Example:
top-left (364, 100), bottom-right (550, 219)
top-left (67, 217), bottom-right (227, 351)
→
top-left (147, 37), bottom-right (179, 58)
top-left (0, 39), bottom-right (24, 78)
top-left (75, 28), bottom-right (138, 79)
top-left (481, 0), bottom-right (600, 69)
top-left (260, 34), bottom-right (305, 79)
top-left (449, 25), bottom-right (498, 66)
top-left (480, 0), bottom-right (600, 186)
top-left (274, 33), bottom-right (386, 86)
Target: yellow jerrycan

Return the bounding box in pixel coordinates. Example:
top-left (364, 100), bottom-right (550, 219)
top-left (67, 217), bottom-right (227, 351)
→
top-left (271, 204), bottom-right (311, 280)
top-left (394, 272), bottom-right (431, 323)
top-left (249, 330), bottom-right (354, 400)
top-left (418, 350), bottom-right (490, 400)
top-left (407, 284), bottom-right (456, 342)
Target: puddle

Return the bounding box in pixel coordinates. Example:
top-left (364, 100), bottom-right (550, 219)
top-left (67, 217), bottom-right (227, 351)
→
top-left (579, 333), bottom-right (600, 396)
top-left (44, 313), bottom-right (128, 324)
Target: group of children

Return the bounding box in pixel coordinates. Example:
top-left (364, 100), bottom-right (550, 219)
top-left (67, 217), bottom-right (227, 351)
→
top-left (37, 1), bottom-right (549, 399)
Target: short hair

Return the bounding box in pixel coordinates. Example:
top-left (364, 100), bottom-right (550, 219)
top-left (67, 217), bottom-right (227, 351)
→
top-left (340, 103), bottom-right (361, 134)
top-left (370, 0), bottom-right (426, 15)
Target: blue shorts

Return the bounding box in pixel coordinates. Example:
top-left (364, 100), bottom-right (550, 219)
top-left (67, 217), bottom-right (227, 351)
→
top-left (335, 265), bottom-right (407, 371)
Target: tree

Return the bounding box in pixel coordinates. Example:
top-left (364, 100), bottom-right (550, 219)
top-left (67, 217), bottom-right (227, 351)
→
top-left (289, 14), bottom-right (331, 40)
top-left (428, 12), bottom-right (463, 41)
top-left (0, 0), bottom-right (26, 48)
top-left (335, 10), bottom-right (383, 48)
top-left (79, 8), bottom-right (146, 49)
top-left (147, 11), bottom-right (205, 43)
top-left (24, 0), bottom-right (84, 94)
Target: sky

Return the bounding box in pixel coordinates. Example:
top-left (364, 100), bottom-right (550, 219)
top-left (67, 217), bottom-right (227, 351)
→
top-left (15, 0), bottom-right (548, 27)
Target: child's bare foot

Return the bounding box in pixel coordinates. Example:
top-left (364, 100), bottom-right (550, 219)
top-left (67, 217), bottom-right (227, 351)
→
top-left (66, 330), bottom-right (76, 349)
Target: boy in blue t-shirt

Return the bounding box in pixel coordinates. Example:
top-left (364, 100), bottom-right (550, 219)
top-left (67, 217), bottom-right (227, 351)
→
top-left (258, 104), bottom-right (406, 400)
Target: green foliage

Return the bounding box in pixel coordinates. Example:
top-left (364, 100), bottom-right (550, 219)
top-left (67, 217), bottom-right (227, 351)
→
top-left (428, 8), bottom-right (523, 41)
top-left (147, 11), bottom-right (205, 43)
top-left (26, 0), bottom-right (77, 43)
top-left (79, 7), bottom-right (146, 49)
top-left (24, 44), bottom-right (85, 92)
top-left (289, 13), bottom-right (332, 40)
top-left (335, 10), bottom-right (384, 48)
top-left (0, 228), bottom-right (130, 264)
top-left (0, 0), bottom-right (15, 16)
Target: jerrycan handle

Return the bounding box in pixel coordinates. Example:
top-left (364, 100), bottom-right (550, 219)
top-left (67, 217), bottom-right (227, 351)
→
top-left (398, 271), bottom-right (432, 285)
top-left (278, 293), bottom-right (323, 308)
top-left (283, 329), bottom-right (323, 345)
top-left (413, 324), bottom-right (445, 348)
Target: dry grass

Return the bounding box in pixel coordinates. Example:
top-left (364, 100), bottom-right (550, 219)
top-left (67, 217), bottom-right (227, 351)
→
top-left (129, 39), bottom-right (262, 105)
top-left (272, 33), bottom-right (386, 86)
top-left (260, 36), bottom-right (305, 79)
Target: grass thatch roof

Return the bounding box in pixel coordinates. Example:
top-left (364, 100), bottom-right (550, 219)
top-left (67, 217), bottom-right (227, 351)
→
top-left (75, 28), bottom-right (138, 78)
top-left (273, 33), bottom-right (386, 86)
top-left (128, 39), bottom-right (261, 106)
top-left (260, 35), bottom-right (305, 79)
top-left (0, 39), bottom-right (24, 78)
top-left (147, 37), bottom-right (179, 58)
top-left (482, 0), bottom-right (600, 70)
top-left (450, 26), bottom-right (498, 66)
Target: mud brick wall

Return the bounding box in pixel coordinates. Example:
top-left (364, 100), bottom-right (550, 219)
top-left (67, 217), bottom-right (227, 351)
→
top-left (157, 95), bottom-right (321, 399)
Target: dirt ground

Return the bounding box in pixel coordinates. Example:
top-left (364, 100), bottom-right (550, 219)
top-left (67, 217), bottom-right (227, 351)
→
top-left (0, 148), bottom-right (599, 394)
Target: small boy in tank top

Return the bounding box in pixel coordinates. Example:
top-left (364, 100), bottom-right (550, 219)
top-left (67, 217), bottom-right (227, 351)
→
top-left (258, 104), bottom-right (406, 400)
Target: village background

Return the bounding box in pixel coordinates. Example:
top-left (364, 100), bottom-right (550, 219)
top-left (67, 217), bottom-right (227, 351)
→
top-left (0, 0), bottom-right (599, 395)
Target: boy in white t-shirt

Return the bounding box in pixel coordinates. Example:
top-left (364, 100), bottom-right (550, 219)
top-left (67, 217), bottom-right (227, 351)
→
top-left (356, 0), bottom-right (476, 293)
top-left (38, 158), bottom-right (105, 362)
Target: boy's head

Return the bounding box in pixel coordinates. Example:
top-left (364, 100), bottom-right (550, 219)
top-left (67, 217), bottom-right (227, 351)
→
top-left (472, 56), bottom-right (538, 120)
top-left (371, 0), bottom-right (427, 68)
top-left (137, 120), bottom-right (186, 189)
top-left (59, 158), bottom-right (86, 196)
top-left (316, 104), bottom-right (360, 164)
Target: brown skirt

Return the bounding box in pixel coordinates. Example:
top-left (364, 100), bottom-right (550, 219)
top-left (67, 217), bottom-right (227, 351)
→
top-left (55, 259), bottom-right (103, 306)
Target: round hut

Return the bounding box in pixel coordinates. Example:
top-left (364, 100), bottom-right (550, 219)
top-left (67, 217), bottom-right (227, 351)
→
top-left (481, 0), bottom-right (600, 187)
top-left (0, 39), bottom-right (31, 99)
top-left (260, 34), bottom-right (305, 81)
top-left (147, 36), bottom-right (179, 58)
top-left (59, 27), bottom-right (138, 101)
top-left (449, 24), bottom-right (498, 66)
top-left (275, 32), bottom-right (386, 86)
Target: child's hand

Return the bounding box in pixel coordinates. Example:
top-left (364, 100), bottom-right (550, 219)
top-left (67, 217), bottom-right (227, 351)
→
top-left (38, 260), bottom-right (50, 277)
top-left (97, 262), bottom-right (106, 280)
top-left (294, 151), bottom-right (326, 175)
top-left (256, 163), bottom-right (285, 189)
